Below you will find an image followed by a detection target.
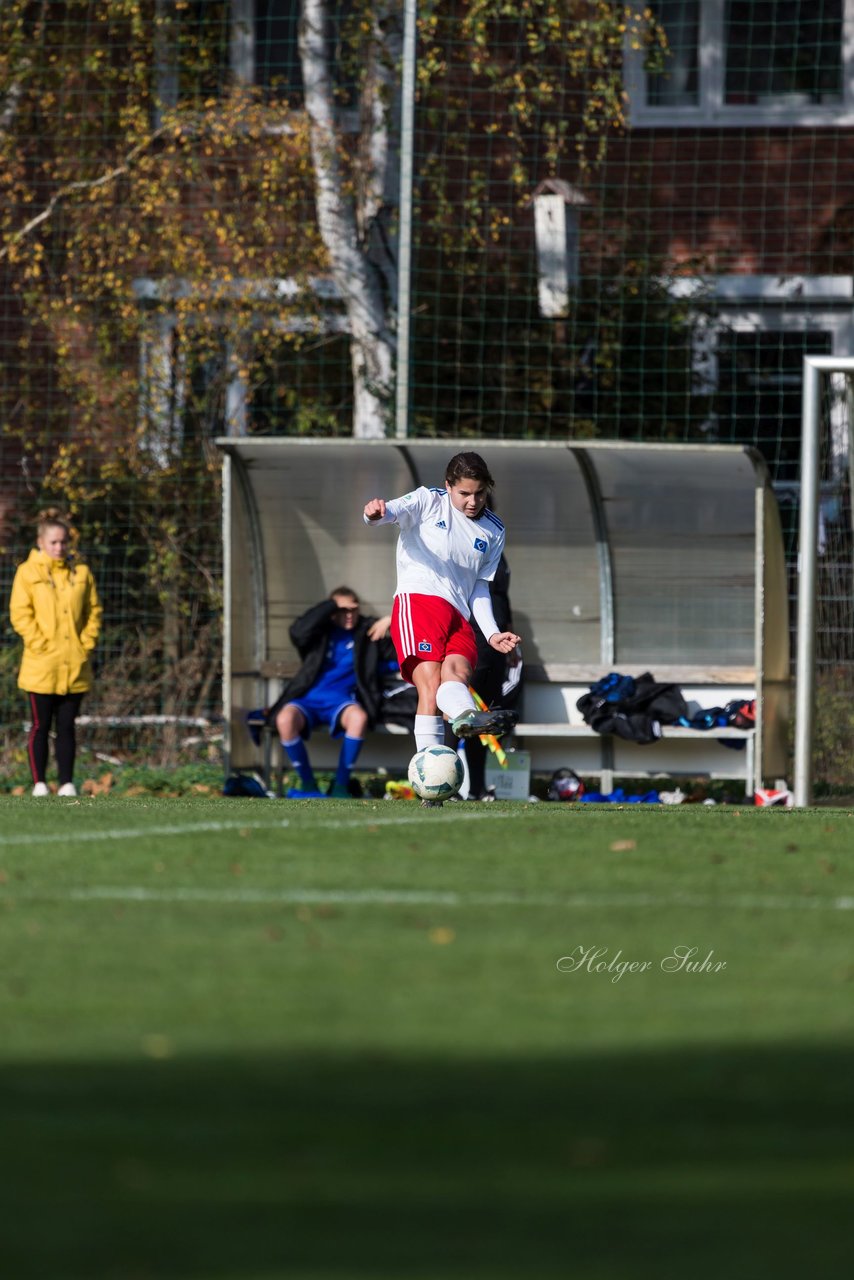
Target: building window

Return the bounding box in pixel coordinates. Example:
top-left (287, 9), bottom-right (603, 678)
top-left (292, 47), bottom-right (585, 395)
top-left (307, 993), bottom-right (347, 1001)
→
top-left (156, 1), bottom-right (358, 120)
top-left (714, 327), bottom-right (833, 484)
top-left (156, 0), bottom-right (301, 109)
top-left (134, 275), bottom-right (350, 453)
top-left (155, 0), bottom-right (230, 108)
top-left (627, 0), bottom-right (854, 126)
top-left (232, 0), bottom-right (303, 99)
top-left (673, 275), bottom-right (854, 493)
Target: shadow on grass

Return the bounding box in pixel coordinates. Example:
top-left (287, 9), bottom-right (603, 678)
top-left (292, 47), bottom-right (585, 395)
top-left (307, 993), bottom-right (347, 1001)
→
top-left (2, 1042), bottom-right (852, 1279)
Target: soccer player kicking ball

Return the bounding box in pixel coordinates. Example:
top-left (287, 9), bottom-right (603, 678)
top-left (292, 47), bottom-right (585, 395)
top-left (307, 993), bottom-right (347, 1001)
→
top-left (364, 451), bottom-right (521, 806)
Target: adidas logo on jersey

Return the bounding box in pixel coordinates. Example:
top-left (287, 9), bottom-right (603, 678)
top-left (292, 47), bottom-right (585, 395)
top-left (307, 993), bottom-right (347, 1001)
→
top-left (436, 520), bottom-right (447, 529)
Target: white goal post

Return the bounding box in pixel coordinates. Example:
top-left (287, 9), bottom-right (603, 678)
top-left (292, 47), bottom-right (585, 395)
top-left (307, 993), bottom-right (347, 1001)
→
top-left (794, 356), bottom-right (854, 807)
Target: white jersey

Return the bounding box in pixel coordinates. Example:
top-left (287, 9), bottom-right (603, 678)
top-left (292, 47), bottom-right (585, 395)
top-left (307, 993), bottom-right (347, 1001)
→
top-left (368, 486), bottom-right (505, 621)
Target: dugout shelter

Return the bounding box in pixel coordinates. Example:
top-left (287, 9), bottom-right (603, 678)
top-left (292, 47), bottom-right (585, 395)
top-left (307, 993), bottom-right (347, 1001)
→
top-left (217, 438), bottom-right (790, 792)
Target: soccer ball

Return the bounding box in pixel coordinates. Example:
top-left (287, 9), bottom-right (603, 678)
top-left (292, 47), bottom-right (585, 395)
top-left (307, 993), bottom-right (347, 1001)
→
top-left (408, 745), bottom-right (465, 801)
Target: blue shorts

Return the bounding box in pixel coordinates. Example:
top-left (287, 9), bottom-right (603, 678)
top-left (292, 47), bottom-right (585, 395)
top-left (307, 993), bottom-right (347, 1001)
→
top-left (288, 690), bottom-right (358, 740)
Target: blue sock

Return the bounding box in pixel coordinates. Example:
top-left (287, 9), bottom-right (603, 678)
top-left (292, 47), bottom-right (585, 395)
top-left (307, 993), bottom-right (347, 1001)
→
top-left (334, 736), bottom-right (363, 791)
top-left (281, 737), bottom-right (317, 790)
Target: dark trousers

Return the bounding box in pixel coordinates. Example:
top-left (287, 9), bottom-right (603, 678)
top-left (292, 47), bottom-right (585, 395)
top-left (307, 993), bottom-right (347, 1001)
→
top-left (26, 691), bottom-right (85, 785)
top-left (465, 653), bottom-right (507, 799)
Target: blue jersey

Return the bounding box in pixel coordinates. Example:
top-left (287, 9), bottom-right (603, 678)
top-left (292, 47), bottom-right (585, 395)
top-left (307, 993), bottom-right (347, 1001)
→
top-left (314, 625), bottom-right (358, 703)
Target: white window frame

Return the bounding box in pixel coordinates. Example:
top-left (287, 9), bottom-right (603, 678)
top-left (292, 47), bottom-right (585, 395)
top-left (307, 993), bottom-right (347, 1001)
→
top-left (625, 0), bottom-right (854, 128)
top-left (134, 275), bottom-right (349, 455)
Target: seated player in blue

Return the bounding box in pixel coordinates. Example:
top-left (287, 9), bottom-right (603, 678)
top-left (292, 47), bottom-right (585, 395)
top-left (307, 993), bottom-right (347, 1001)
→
top-left (267, 586), bottom-right (393, 799)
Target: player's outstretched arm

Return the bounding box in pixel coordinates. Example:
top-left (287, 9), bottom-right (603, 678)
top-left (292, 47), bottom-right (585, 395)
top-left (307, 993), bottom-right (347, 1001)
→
top-left (488, 630), bottom-right (521, 654)
top-left (363, 498), bottom-right (386, 522)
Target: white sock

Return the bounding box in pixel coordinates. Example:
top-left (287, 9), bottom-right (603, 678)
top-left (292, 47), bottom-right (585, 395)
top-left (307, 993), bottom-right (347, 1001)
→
top-left (414, 715), bottom-right (444, 750)
top-left (435, 680), bottom-right (475, 721)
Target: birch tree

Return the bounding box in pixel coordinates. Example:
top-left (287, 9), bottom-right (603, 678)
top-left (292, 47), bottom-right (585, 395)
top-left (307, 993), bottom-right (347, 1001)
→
top-left (299, 0), bottom-right (402, 437)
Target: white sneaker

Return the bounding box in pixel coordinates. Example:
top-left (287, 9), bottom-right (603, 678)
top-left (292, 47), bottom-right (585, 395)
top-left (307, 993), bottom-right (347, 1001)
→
top-left (32, 781), bottom-right (50, 797)
top-left (57, 782), bottom-right (77, 798)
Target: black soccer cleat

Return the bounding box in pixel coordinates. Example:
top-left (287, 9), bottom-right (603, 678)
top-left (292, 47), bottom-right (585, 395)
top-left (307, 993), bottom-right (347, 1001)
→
top-left (450, 708), bottom-right (519, 740)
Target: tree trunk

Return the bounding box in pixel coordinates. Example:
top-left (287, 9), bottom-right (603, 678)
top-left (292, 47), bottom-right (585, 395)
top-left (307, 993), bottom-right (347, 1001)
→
top-left (299, 0), bottom-right (396, 438)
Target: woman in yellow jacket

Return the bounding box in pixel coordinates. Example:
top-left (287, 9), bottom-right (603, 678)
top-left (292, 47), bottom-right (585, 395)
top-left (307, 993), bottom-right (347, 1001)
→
top-left (9, 509), bottom-right (102, 797)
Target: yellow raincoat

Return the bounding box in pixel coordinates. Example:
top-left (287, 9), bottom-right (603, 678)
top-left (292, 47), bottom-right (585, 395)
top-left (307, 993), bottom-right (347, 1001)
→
top-left (9, 548), bottom-right (103, 694)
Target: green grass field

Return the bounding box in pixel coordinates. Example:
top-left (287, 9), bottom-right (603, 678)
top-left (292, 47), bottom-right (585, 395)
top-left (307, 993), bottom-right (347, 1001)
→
top-left (2, 794), bottom-right (853, 1280)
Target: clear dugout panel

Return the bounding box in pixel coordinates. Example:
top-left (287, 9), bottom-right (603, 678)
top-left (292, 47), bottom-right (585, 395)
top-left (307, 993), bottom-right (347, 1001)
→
top-left (390, 443), bottom-right (603, 668)
top-left (225, 454), bottom-right (265, 771)
top-left (478, 445), bottom-right (602, 668)
top-left (587, 446), bottom-right (759, 668)
top-left (228, 455), bottom-right (261, 677)
top-left (239, 440), bottom-right (413, 664)
top-left (230, 439), bottom-right (604, 672)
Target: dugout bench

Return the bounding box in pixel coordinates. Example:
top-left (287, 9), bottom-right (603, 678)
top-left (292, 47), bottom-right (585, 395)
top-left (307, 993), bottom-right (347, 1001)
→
top-left (510, 664), bottom-right (774, 797)
top-left (218, 438), bottom-right (790, 794)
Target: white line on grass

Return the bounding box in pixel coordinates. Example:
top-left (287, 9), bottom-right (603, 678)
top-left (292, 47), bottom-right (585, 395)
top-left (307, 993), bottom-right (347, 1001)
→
top-left (0, 807), bottom-right (524, 847)
top-left (0, 818), bottom-right (291, 846)
top-left (317, 809), bottom-right (529, 829)
top-left (10, 885), bottom-right (854, 912)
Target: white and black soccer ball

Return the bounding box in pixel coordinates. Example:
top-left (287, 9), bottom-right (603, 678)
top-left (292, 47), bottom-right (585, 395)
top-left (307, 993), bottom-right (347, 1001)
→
top-left (408, 745), bottom-right (465, 801)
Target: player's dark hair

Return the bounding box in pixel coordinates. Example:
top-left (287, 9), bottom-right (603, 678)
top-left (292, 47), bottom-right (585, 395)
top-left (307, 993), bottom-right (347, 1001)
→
top-left (330, 585), bottom-right (360, 604)
top-left (445, 452), bottom-right (494, 490)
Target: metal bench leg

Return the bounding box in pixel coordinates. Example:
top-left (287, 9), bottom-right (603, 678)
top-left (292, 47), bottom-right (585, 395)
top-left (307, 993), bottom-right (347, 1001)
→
top-left (745, 732), bottom-right (756, 800)
top-left (601, 736), bottom-right (614, 795)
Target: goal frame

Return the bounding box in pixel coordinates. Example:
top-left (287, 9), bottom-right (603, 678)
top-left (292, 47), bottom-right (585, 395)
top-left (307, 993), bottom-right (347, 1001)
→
top-left (794, 356), bottom-right (854, 806)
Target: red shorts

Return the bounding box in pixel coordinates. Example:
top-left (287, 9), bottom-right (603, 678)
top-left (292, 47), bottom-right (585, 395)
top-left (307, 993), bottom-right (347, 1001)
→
top-left (391, 593), bottom-right (478, 683)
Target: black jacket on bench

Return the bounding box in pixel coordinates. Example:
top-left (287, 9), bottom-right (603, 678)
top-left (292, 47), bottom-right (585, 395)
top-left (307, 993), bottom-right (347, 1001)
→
top-left (577, 672), bottom-right (688, 745)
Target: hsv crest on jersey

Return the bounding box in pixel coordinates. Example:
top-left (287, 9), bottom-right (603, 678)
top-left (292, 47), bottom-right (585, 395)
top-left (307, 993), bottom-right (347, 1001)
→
top-left (417, 640), bottom-right (433, 652)
top-left (474, 537), bottom-right (487, 552)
